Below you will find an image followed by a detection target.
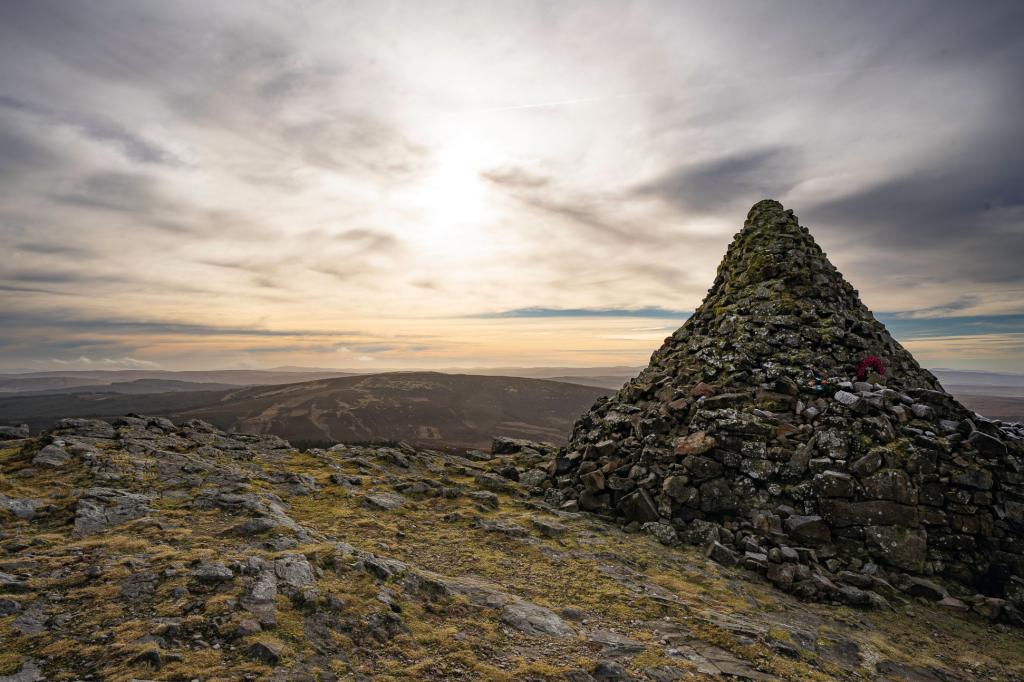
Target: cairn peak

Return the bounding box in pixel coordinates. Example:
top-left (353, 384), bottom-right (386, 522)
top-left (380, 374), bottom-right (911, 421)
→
top-left (677, 198), bottom-right (941, 394)
top-left (552, 200), bottom-right (1024, 604)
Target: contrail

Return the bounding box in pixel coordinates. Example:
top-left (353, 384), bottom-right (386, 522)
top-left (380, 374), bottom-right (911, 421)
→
top-left (455, 92), bottom-right (651, 115)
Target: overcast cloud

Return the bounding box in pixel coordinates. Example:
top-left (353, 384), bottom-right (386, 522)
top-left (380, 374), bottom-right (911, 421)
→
top-left (1, 1), bottom-right (1022, 371)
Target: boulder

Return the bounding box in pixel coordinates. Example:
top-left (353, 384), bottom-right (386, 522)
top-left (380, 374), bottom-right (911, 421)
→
top-left (706, 541), bottom-right (740, 567)
top-left (518, 469), bottom-right (548, 488)
top-left (32, 444), bottom-right (70, 467)
top-left (641, 522), bottom-right (678, 546)
top-left (0, 423), bottom-right (29, 440)
top-left (784, 515), bottom-right (831, 544)
top-left (968, 431), bottom-right (1006, 455)
top-left (865, 527), bottom-right (927, 571)
top-left (246, 641), bottom-right (282, 663)
top-left (818, 499), bottom-right (919, 528)
top-left (190, 562), bottom-right (234, 582)
top-left (73, 488), bottom-right (155, 537)
top-left (935, 597), bottom-right (969, 613)
top-left (862, 469), bottom-right (918, 505)
top-left (620, 488), bottom-right (659, 523)
top-left (699, 478), bottom-right (740, 513)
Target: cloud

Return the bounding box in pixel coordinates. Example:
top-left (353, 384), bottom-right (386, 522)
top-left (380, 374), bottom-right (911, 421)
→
top-left (476, 308), bottom-right (691, 318)
top-left (231, 352), bottom-right (259, 369)
top-left (357, 356), bottom-right (374, 362)
top-left (335, 346), bottom-right (351, 353)
top-left (0, 94), bottom-right (176, 165)
top-left (50, 356), bottom-right (162, 369)
top-left (635, 147), bottom-right (801, 215)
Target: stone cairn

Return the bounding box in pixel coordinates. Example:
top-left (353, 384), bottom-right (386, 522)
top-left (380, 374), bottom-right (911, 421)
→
top-left (535, 200), bottom-right (1024, 620)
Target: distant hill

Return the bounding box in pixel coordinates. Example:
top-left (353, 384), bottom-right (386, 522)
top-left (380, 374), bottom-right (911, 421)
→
top-left (0, 369), bottom-right (361, 394)
top-left (0, 372), bottom-right (612, 449)
top-left (6, 378), bottom-right (245, 397)
top-left (175, 372), bottom-right (612, 449)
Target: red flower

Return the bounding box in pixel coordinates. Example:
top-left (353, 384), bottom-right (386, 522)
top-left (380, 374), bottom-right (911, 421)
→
top-left (855, 356), bottom-right (885, 382)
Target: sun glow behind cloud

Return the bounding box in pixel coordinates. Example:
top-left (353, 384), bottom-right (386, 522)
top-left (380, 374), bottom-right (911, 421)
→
top-left (1, 2), bottom-right (1023, 372)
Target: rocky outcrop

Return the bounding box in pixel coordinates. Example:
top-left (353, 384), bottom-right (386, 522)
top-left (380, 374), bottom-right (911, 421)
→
top-left (537, 200), bottom-right (1023, 614)
top-left (0, 424), bottom-right (30, 440)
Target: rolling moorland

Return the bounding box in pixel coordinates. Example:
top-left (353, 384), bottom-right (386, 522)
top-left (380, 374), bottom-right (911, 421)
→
top-left (0, 374), bottom-right (613, 451)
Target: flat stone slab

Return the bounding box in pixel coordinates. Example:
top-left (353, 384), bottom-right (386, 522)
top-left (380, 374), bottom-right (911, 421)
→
top-left (361, 493), bottom-right (410, 510)
top-left (500, 600), bottom-right (576, 638)
top-left (586, 629), bottom-right (647, 657)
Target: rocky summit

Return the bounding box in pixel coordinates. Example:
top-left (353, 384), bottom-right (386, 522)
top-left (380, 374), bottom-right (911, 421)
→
top-left (554, 200), bottom-right (1024, 617)
top-left (2, 418), bottom-right (1024, 682)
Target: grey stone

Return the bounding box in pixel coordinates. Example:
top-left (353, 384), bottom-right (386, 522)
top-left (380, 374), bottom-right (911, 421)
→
top-left (818, 499), bottom-right (919, 527)
top-left (865, 526), bottom-right (927, 571)
top-left (587, 630), bottom-right (646, 657)
top-left (500, 600), bottom-right (576, 638)
top-left (643, 666), bottom-right (689, 682)
top-left (478, 518), bottom-right (529, 538)
top-left (783, 515), bottom-right (831, 544)
top-left (834, 390), bottom-right (867, 413)
top-left (73, 488), bottom-right (155, 537)
top-left (32, 444), bottom-right (70, 467)
top-left (766, 562), bottom-right (796, 590)
top-left (699, 478), bottom-right (740, 513)
top-left (812, 470), bottom-right (855, 498)
top-left (820, 639), bottom-right (862, 672)
top-left (620, 488), bottom-right (659, 522)
top-left (849, 450), bottom-right (884, 477)
top-left (468, 491), bottom-right (499, 509)
top-left (0, 658), bottom-right (45, 682)
top-left (242, 576), bottom-right (278, 626)
top-left (684, 519), bottom-right (721, 546)
top-left (707, 541), bottom-right (740, 567)
top-left (120, 572), bottom-right (158, 601)
top-left (474, 472), bottom-right (514, 490)
top-left (641, 522), bottom-right (678, 546)
top-left (531, 516), bottom-right (570, 537)
top-left (361, 492), bottom-right (410, 510)
top-left (518, 469), bottom-right (548, 488)
top-left (0, 424), bottom-right (29, 440)
top-left (53, 418), bottom-right (114, 438)
top-left (11, 602), bottom-right (48, 634)
top-left (0, 598), bottom-right (20, 616)
top-left (246, 641), bottom-right (283, 662)
top-left (190, 562), bottom-right (234, 582)
top-left (863, 469), bottom-right (918, 504)
top-left (968, 431), bottom-right (1006, 455)
top-left (275, 554), bottom-right (317, 589)
top-left (593, 660), bottom-right (628, 681)
top-left (951, 466), bottom-right (994, 490)
top-left (237, 619), bottom-right (262, 637)
top-left (0, 493), bottom-right (44, 520)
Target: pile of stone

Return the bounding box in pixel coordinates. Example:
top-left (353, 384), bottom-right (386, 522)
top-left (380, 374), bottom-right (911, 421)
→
top-left (522, 200), bottom-right (1024, 623)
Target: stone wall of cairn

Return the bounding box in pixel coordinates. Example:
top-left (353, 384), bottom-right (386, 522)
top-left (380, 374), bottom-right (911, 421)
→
top-left (532, 200), bottom-right (1024, 619)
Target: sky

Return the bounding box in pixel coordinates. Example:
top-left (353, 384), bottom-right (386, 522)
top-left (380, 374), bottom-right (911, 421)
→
top-left (1, 1), bottom-right (1023, 373)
